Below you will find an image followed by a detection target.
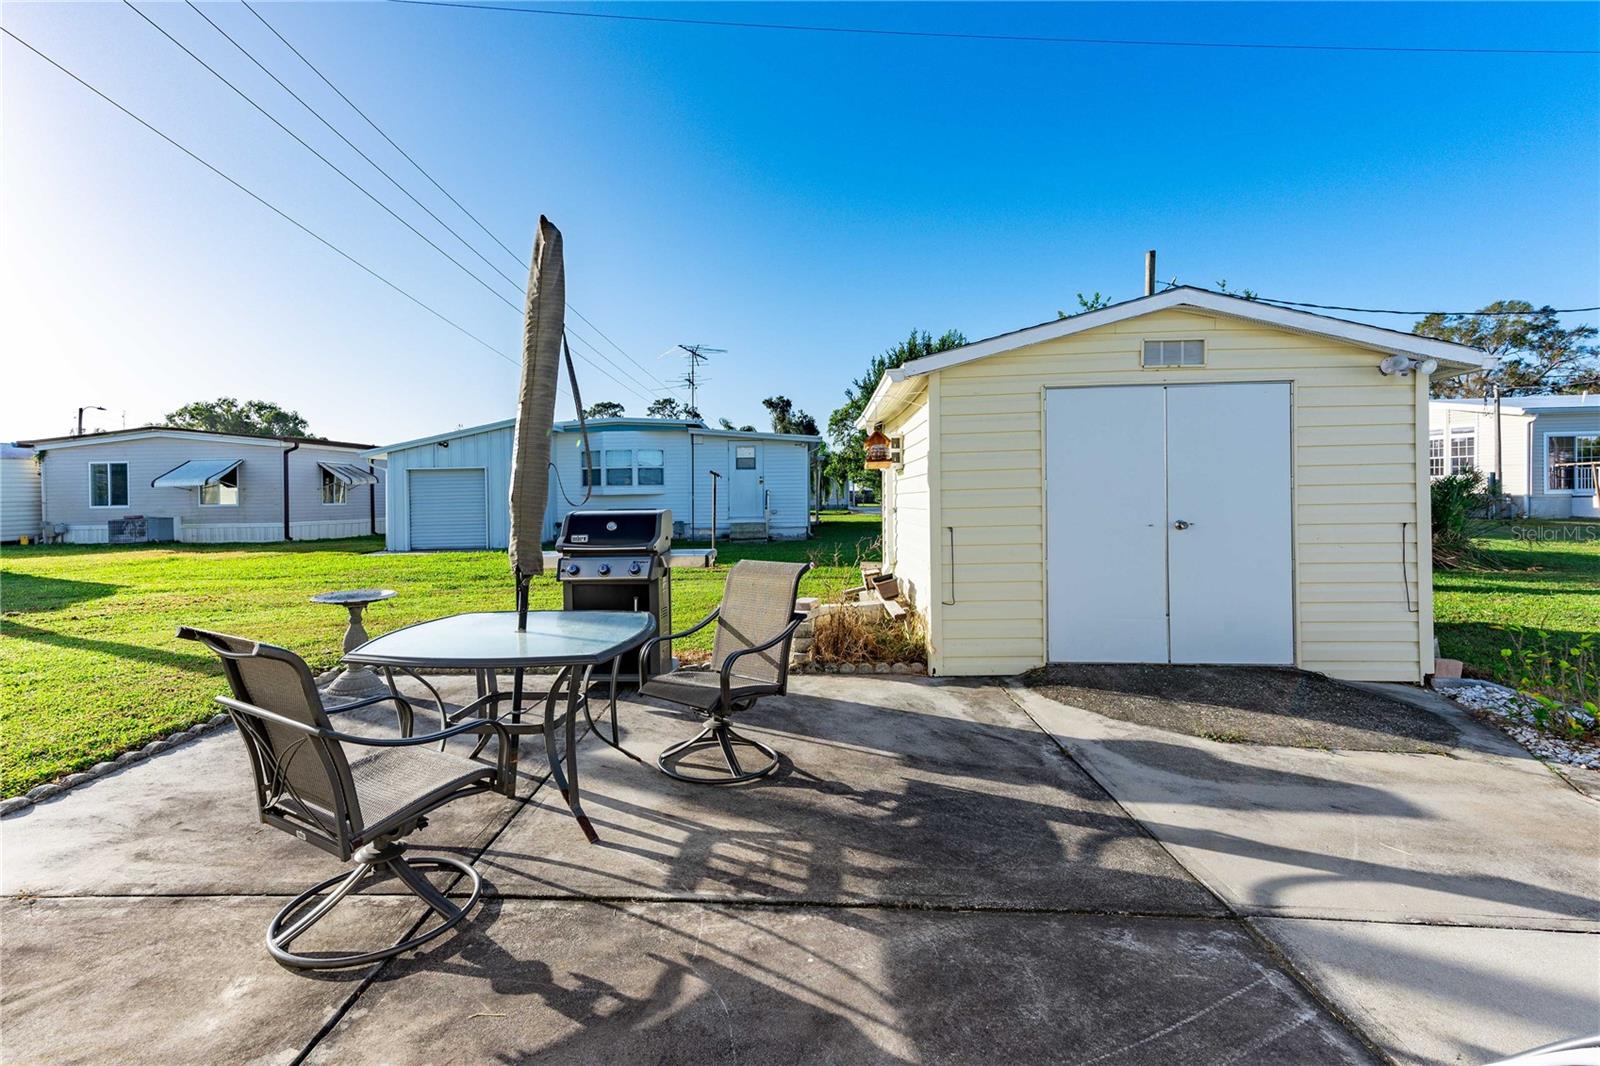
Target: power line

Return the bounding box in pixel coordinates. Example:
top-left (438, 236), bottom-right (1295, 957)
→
top-left (123, 0), bottom-right (523, 315)
top-left (384, 0), bottom-right (1600, 57)
top-left (1246, 295), bottom-right (1600, 316)
top-left (185, 0), bottom-right (525, 293)
top-left (0, 26), bottom-right (549, 391)
top-left (241, 0), bottom-right (683, 396)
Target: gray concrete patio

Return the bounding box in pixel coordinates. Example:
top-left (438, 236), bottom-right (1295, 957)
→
top-left (4, 671), bottom-right (1592, 1064)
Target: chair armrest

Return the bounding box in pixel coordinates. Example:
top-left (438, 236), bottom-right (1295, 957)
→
top-left (215, 697), bottom-right (519, 795)
top-left (320, 691), bottom-right (416, 715)
top-left (718, 612), bottom-right (807, 694)
top-left (638, 608), bottom-right (720, 684)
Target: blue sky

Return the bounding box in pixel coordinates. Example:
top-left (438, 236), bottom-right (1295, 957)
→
top-left (4, 1), bottom-right (1597, 444)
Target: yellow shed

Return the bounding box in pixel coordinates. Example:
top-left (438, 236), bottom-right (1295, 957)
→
top-left (856, 287), bottom-right (1488, 683)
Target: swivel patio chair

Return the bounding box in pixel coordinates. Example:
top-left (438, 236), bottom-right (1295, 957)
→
top-left (637, 560), bottom-right (811, 784)
top-left (178, 627), bottom-right (518, 971)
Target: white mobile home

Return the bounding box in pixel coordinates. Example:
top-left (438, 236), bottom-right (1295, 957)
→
top-left (858, 287), bottom-right (1488, 683)
top-left (20, 427), bottom-right (385, 544)
top-left (368, 418), bottom-right (820, 552)
top-left (1, 444), bottom-right (42, 542)
top-left (1430, 395), bottom-right (1598, 519)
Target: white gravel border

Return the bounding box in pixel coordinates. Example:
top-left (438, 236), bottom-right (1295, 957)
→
top-left (1433, 679), bottom-right (1599, 771)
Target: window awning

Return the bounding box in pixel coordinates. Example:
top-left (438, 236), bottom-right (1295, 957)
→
top-left (318, 462), bottom-right (378, 487)
top-left (151, 458), bottom-right (242, 488)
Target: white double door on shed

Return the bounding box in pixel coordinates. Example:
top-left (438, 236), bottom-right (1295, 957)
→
top-left (1045, 383), bottom-right (1293, 665)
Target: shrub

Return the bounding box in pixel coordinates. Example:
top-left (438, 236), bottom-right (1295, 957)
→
top-left (1431, 468), bottom-right (1492, 569)
top-left (1496, 627), bottom-right (1599, 739)
top-left (810, 606), bottom-right (926, 664)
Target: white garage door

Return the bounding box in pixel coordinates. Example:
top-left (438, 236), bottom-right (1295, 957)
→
top-left (408, 468), bottom-right (487, 550)
top-left (1045, 383), bottom-right (1294, 665)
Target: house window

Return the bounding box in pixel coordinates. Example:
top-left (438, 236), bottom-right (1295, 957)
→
top-left (1449, 429), bottom-right (1476, 474)
top-left (1142, 339), bottom-right (1204, 367)
top-left (90, 462), bottom-right (129, 508)
top-left (580, 449), bottom-right (601, 488)
top-left (200, 466), bottom-right (239, 506)
top-left (1547, 434), bottom-right (1600, 492)
top-left (321, 467), bottom-right (347, 504)
top-left (605, 450), bottom-right (634, 486)
top-left (1429, 433), bottom-right (1446, 478)
top-left (735, 445), bottom-right (757, 470)
top-left (638, 448), bottom-right (665, 486)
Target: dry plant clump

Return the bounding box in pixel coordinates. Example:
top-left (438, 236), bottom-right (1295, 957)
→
top-left (810, 607), bottom-right (926, 665)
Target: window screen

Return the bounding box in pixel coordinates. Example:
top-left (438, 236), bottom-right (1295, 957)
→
top-left (735, 445), bottom-right (757, 470)
top-left (1548, 435), bottom-right (1600, 491)
top-left (1429, 434), bottom-right (1445, 478)
top-left (1449, 430), bottom-right (1476, 474)
top-left (90, 462), bottom-right (129, 507)
top-left (1142, 339), bottom-right (1204, 367)
top-left (637, 448), bottom-right (665, 486)
top-left (605, 450), bottom-right (634, 486)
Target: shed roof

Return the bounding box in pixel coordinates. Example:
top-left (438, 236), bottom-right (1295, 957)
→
top-left (858, 287), bottom-right (1491, 429)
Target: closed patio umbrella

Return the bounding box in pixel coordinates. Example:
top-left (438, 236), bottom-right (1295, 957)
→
top-left (509, 216), bottom-right (565, 629)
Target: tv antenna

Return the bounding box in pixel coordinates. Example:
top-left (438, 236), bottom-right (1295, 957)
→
top-left (675, 343), bottom-right (724, 415)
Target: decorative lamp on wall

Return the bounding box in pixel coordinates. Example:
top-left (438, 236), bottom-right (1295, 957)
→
top-left (864, 425), bottom-right (899, 470)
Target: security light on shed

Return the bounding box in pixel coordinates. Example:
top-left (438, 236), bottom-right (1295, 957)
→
top-left (864, 426), bottom-right (899, 470)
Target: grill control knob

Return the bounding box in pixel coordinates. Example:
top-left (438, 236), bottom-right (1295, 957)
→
top-left (565, 563), bottom-right (580, 576)
top-left (597, 563), bottom-right (611, 576)
top-left (629, 561), bottom-right (642, 575)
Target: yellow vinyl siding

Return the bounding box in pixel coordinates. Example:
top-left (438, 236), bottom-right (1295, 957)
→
top-left (881, 386), bottom-right (932, 610)
top-left (920, 306), bottom-right (1427, 683)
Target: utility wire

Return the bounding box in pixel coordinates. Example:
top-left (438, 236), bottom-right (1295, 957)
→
top-left (123, 1), bottom-right (522, 315)
top-left (0, 26), bottom-right (544, 387)
top-left (185, 0), bottom-right (525, 293)
top-left (384, 0), bottom-right (1600, 57)
top-left (127, 2), bottom-right (643, 403)
top-left (243, 0), bottom-right (681, 398)
top-left (1247, 295), bottom-right (1600, 316)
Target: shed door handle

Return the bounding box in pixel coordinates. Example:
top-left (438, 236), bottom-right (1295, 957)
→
top-left (1173, 520), bottom-right (1193, 530)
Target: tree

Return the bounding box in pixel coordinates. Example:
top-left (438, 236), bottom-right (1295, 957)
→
top-left (165, 397), bottom-right (316, 438)
top-left (1414, 302), bottom-right (1599, 398)
top-left (584, 401), bottom-right (625, 419)
top-left (1057, 292), bottom-right (1111, 318)
top-left (826, 328), bottom-right (967, 490)
top-left (1215, 280), bottom-right (1258, 299)
top-left (761, 395), bottom-right (819, 436)
top-left (645, 397), bottom-right (701, 421)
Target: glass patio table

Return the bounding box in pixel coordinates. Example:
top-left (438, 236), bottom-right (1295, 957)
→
top-left (343, 610), bottom-right (656, 844)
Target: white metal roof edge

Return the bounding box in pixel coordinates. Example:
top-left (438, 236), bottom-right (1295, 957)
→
top-left (362, 418), bottom-right (517, 458)
top-left (28, 429), bottom-right (296, 453)
top-left (366, 417), bottom-right (820, 458)
top-left (858, 287), bottom-right (1491, 428)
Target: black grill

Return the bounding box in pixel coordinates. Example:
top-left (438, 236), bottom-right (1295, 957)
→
top-left (555, 509), bottom-right (673, 676)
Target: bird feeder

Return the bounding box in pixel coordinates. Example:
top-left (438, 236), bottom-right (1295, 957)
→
top-left (864, 426), bottom-right (898, 470)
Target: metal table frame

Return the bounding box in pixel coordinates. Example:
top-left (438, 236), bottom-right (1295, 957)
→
top-left (343, 611), bottom-right (653, 844)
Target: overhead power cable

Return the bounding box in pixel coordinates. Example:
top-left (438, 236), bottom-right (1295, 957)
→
top-left (383, 0), bottom-right (1600, 57)
top-left (242, 0), bottom-right (682, 397)
top-left (123, 0), bottom-right (523, 315)
top-left (1247, 295), bottom-right (1600, 316)
top-left (185, 0), bottom-right (525, 292)
top-left (0, 26), bottom-right (550, 391)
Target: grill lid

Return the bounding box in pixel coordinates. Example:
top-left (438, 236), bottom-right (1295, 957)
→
top-left (556, 509), bottom-right (672, 552)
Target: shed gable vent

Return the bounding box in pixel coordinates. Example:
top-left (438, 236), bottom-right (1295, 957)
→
top-left (1143, 339), bottom-right (1205, 367)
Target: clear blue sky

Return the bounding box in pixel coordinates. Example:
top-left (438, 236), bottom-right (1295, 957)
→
top-left (4, 1), bottom-right (1597, 444)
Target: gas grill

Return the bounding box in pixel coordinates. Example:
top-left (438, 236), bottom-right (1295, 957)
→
top-left (556, 509), bottom-right (674, 677)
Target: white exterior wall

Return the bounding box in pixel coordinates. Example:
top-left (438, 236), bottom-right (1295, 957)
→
top-left (1529, 408), bottom-right (1600, 519)
top-left (547, 427), bottom-right (693, 540)
top-left (35, 434), bottom-right (380, 544)
top-left (1428, 402), bottom-right (1532, 497)
top-left (890, 307), bottom-right (1436, 683)
top-left (880, 390), bottom-right (932, 608)
top-left (382, 423), bottom-right (514, 552)
top-left (688, 434), bottom-right (813, 538)
top-left (1, 449), bottom-right (42, 541)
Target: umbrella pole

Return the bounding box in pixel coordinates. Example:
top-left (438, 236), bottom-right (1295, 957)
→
top-left (515, 573), bottom-right (530, 631)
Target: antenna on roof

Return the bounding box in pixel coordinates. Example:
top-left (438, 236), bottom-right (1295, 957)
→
top-left (675, 343), bottom-right (726, 415)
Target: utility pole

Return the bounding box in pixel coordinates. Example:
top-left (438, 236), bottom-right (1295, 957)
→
top-left (76, 405), bottom-right (106, 437)
top-left (675, 343), bottom-right (725, 416)
top-left (1144, 250), bottom-right (1157, 296)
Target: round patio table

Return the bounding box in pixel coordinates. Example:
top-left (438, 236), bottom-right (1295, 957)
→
top-left (343, 610), bottom-right (657, 844)
top-left (310, 588), bottom-right (398, 699)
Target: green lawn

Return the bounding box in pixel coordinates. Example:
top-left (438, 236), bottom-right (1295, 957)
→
top-left (0, 513), bottom-right (880, 798)
top-left (1434, 519), bottom-right (1600, 680)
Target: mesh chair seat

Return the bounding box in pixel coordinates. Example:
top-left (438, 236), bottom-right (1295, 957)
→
top-left (638, 670), bottom-right (779, 712)
top-left (345, 745), bottom-right (496, 839)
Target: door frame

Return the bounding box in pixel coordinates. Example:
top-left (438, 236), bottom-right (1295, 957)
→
top-left (1041, 380), bottom-right (1299, 666)
top-left (728, 441), bottom-right (764, 521)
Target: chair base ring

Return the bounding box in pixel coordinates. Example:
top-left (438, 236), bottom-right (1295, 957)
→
top-left (657, 721), bottom-right (780, 785)
top-left (266, 853), bottom-right (481, 971)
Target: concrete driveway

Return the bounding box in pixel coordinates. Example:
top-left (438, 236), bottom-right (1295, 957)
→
top-left (1007, 681), bottom-right (1600, 1066)
top-left (2, 674), bottom-right (1380, 1065)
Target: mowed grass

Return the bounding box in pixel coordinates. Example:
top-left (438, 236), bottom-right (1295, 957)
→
top-left (1434, 520), bottom-right (1600, 679)
top-left (0, 513), bottom-right (880, 797)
